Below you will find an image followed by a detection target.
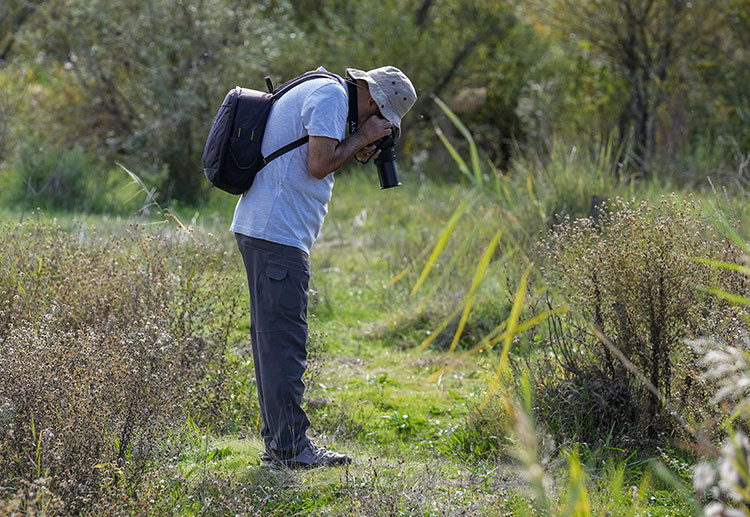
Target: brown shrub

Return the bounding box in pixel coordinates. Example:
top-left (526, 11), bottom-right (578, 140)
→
top-left (538, 195), bottom-right (750, 445)
top-left (0, 218), bottom-right (247, 512)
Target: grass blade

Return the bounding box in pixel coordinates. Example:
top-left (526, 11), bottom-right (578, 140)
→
top-left (434, 125), bottom-right (472, 180)
top-left (705, 287), bottom-right (750, 306)
top-left (496, 267), bottom-right (531, 380)
top-left (410, 195), bottom-right (475, 296)
top-left (418, 304), bottom-right (464, 350)
top-left (433, 95), bottom-right (482, 185)
top-left (415, 214), bottom-right (489, 312)
top-left (483, 305), bottom-right (567, 350)
top-left (447, 230), bottom-right (502, 352)
top-left (692, 257), bottom-right (750, 275)
top-left (650, 460), bottom-right (701, 516)
top-left (713, 216), bottom-right (750, 254)
top-left (118, 162), bottom-right (156, 207)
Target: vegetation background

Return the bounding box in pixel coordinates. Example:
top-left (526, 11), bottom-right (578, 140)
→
top-left (1, 0), bottom-right (750, 515)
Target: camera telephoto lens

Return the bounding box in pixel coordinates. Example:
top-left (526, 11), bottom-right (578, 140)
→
top-left (374, 135), bottom-right (401, 189)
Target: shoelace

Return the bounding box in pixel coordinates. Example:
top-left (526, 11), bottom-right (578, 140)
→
top-left (308, 441), bottom-right (339, 459)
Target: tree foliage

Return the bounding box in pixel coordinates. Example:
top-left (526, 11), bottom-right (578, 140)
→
top-left (531, 0), bottom-right (748, 170)
top-left (0, 0), bottom-right (748, 206)
top-left (1, 0), bottom-right (533, 204)
top-left (17, 0), bottom-right (278, 203)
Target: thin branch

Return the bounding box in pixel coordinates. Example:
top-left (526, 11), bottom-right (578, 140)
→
top-left (593, 327), bottom-right (719, 456)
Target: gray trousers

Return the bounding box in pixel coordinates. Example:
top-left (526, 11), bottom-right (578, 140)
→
top-left (235, 234), bottom-right (311, 457)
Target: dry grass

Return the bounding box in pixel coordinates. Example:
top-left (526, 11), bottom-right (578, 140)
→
top-left (0, 217), bottom-right (246, 512)
top-left (537, 195), bottom-right (750, 446)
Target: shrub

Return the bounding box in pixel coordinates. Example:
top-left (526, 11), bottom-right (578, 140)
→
top-left (538, 195), bottom-right (749, 445)
top-left (8, 144), bottom-right (104, 212)
top-left (0, 218), bottom-right (246, 512)
top-left (534, 313), bottom-right (640, 445)
top-left (441, 392), bottom-right (510, 461)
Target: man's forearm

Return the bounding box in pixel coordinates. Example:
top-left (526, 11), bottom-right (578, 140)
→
top-left (333, 131), bottom-right (372, 168)
top-left (308, 116), bottom-right (392, 179)
top-left (308, 134), bottom-right (368, 178)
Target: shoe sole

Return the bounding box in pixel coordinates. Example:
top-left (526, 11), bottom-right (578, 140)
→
top-left (282, 458), bottom-right (352, 469)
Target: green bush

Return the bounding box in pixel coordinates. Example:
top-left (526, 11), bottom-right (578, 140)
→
top-left (441, 392), bottom-right (510, 461)
top-left (8, 144), bottom-right (102, 212)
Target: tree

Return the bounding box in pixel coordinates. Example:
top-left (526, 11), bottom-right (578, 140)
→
top-left (534, 0), bottom-right (725, 166)
top-left (267, 0), bottom-right (532, 167)
top-left (16, 0), bottom-right (277, 203)
top-left (692, 0), bottom-right (750, 161)
top-left (0, 0), bottom-right (44, 66)
top-left (2, 0), bottom-right (548, 201)
top-left (0, 1), bottom-right (45, 164)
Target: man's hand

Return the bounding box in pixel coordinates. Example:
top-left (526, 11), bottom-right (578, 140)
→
top-left (358, 115), bottom-right (392, 143)
top-left (308, 116), bottom-right (392, 179)
top-left (353, 115), bottom-right (392, 163)
top-left (355, 143), bottom-right (380, 163)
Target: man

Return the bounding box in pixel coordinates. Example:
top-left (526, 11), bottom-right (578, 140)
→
top-left (231, 66), bottom-right (417, 469)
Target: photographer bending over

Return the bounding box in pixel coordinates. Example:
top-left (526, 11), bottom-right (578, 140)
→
top-left (232, 66), bottom-right (416, 469)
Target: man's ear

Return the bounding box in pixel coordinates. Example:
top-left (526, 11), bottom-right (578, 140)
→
top-left (367, 95), bottom-right (382, 118)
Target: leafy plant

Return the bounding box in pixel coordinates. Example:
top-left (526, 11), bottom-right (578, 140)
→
top-left (10, 143), bottom-right (102, 212)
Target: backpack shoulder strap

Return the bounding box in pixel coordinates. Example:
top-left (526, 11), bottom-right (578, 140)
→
top-left (272, 71), bottom-right (341, 101)
top-left (263, 135), bottom-right (309, 165)
top-left (260, 71), bottom-right (342, 167)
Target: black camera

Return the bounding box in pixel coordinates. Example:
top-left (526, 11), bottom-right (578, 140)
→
top-left (373, 134), bottom-right (401, 189)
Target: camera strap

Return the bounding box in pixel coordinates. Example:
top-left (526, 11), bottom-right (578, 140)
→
top-left (346, 79), bottom-right (358, 135)
top-left (346, 75), bottom-right (377, 164)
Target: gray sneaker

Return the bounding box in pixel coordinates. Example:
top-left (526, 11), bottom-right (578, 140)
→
top-left (259, 451), bottom-right (276, 467)
top-left (262, 442), bottom-right (351, 469)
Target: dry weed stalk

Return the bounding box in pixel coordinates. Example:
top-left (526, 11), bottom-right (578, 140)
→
top-left (0, 218), bottom-right (244, 512)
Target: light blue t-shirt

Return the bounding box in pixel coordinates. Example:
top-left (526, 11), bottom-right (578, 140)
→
top-left (230, 68), bottom-right (348, 253)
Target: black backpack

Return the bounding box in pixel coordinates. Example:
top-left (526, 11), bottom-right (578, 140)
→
top-left (202, 71), bottom-right (340, 195)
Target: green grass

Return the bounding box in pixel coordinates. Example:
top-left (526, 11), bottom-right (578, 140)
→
top-left (145, 173), bottom-right (699, 514)
top-left (2, 167), bottom-right (724, 515)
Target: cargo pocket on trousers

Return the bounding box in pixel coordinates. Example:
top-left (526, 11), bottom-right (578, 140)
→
top-left (267, 265), bottom-right (288, 282)
top-left (264, 265), bottom-right (308, 329)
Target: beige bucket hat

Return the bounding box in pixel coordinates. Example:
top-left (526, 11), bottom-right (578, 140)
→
top-left (346, 66), bottom-right (417, 136)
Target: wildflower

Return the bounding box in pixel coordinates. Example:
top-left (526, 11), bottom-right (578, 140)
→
top-left (694, 462), bottom-right (716, 496)
top-left (704, 502), bottom-right (746, 517)
top-left (715, 432), bottom-right (750, 503)
top-left (0, 398), bottom-right (14, 426)
top-left (687, 335), bottom-right (750, 414)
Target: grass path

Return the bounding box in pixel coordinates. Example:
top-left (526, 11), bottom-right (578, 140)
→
top-left (202, 321), bottom-right (525, 515)
top-left (187, 176), bottom-right (694, 515)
